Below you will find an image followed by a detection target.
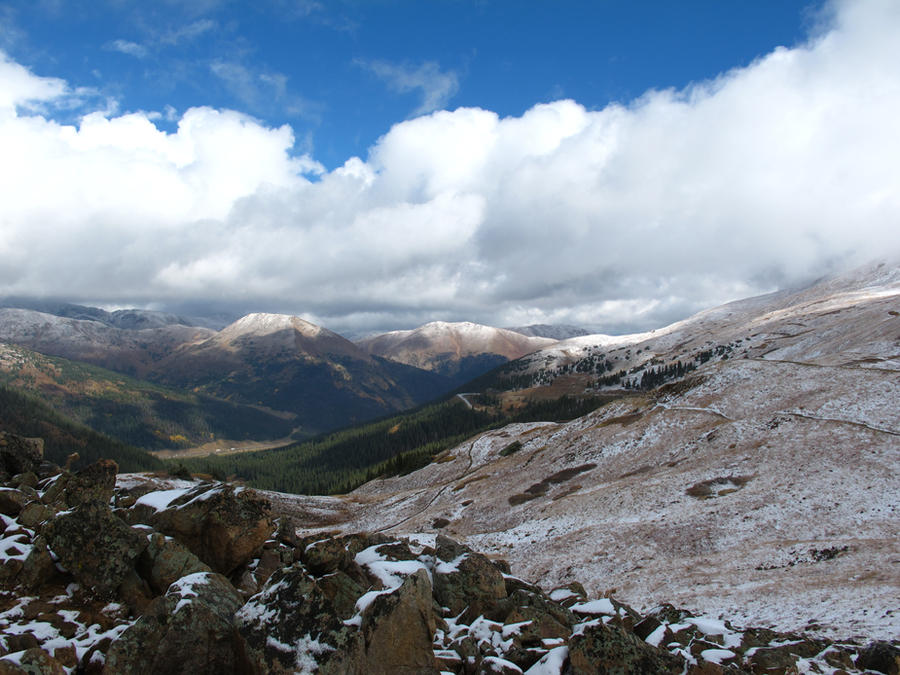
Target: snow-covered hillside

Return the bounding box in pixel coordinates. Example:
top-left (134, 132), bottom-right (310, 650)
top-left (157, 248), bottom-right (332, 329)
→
top-left (272, 261), bottom-right (900, 641)
top-left (358, 321), bottom-right (556, 382)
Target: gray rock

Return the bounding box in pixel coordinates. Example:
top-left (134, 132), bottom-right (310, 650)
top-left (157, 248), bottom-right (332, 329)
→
top-left (104, 572), bottom-right (244, 675)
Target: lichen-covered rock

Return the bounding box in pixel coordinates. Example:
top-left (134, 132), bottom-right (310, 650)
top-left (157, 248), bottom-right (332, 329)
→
top-left (433, 535), bottom-right (508, 622)
top-left (360, 568), bottom-right (438, 674)
top-left (0, 647), bottom-right (66, 674)
top-left (64, 459), bottom-right (118, 507)
top-left (317, 569), bottom-right (366, 620)
top-left (137, 531), bottom-right (212, 595)
top-left (18, 535), bottom-right (57, 590)
top-left (855, 641), bottom-right (900, 675)
top-left (236, 563), bottom-right (364, 674)
top-left (17, 501), bottom-right (55, 530)
top-left (746, 639), bottom-right (828, 674)
top-left (0, 488), bottom-right (27, 516)
top-left (502, 588), bottom-right (576, 645)
top-left (104, 572), bottom-right (243, 675)
top-left (568, 619), bottom-right (684, 674)
top-left (146, 484), bottom-right (275, 575)
top-left (0, 432), bottom-right (44, 478)
top-left (42, 502), bottom-right (147, 598)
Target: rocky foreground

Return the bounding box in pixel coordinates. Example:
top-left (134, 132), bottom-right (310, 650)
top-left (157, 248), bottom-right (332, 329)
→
top-left (0, 432), bottom-right (898, 674)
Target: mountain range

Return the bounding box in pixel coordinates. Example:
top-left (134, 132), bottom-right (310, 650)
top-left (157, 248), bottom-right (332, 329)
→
top-left (0, 307), bottom-right (564, 444)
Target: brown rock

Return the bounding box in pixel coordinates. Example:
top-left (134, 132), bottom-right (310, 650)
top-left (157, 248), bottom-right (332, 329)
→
top-left (361, 568), bottom-right (438, 674)
top-left (0, 488), bottom-right (27, 516)
top-left (856, 641), bottom-right (900, 675)
top-left (147, 483), bottom-right (275, 575)
top-left (64, 459), bottom-right (117, 507)
top-left (568, 619), bottom-right (684, 674)
top-left (17, 502), bottom-right (55, 529)
top-left (433, 536), bottom-right (508, 622)
top-left (19, 535), bottom-right (57, 589)
top-left (0, 432), bottom-right (44, 476)
top-left (104, 572), bottom-right (244, 675)
top-left (136, 532), bottom-right (212, 595)
top-left (42, 502), bottom-right (147, 598)
top-left (0, 648), bottom-right (66, 674)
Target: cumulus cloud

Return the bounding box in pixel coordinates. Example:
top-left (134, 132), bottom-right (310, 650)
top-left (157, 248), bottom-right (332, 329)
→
top-left (1, 0), bottom-right (899, 335)
top-left (357, 59), bottom-right (460, 116)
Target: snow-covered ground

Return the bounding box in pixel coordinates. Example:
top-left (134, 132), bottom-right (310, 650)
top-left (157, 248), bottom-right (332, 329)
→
top-left (272, 261), bottom-right (900, 641)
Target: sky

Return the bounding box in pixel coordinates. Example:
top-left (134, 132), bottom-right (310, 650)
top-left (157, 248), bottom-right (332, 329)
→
top-left (1, 0), bottom-right (899, 336)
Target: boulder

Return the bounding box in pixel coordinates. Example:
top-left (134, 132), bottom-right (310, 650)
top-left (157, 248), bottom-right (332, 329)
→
top-left (433, 535), bottom-right (508, 622)
top-left (104, 572), bottom-right (244, 675)
top-left (0, 648), bottom-right (66, 674)
top-left (236, 563), bottom-right (364, 674)
top-left (360, 569), bottom-right (438, 674)
top-left (316, 570), bottom-right (366, 620)
top-left (856, 641), bottom-right (900, 675)
top-left (0, 488), bottom-right (26, 516)
top-left (64, 459), bottom-right (117, 507)
top-left (17, 502), bottom-right (55, 530)
top-left (0, 433), bottom-right (44, 477)
top-left (18, 535), bottom-right (57, 589)
top-left (568, 619), bottom-right (684, 674)
top-left (146, 484), bottom-right (275, 575)
top-left (42, 502), bottom-right (147, 598)
top-left (136, 532), bottom-right (212, 595)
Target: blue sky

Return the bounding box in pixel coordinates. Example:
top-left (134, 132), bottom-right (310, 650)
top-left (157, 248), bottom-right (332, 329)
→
top-left (3, 1), bottom-right (820, 169)
top-left (1, 1), bottom-right (898, 335)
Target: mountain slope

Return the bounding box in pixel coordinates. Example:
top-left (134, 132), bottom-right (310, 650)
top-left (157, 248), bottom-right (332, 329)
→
top-left (358, 320), bottom-right (556, 385)
top-left (275, 261), bottom-right (900, 640)
top-left (0, 342), bottom-right (295, 450)
top-left (0, 384), bottom-right (162, 471)
top-left (505, 323), bottom-right (590, 339)
top-left (153, 313), bottom-right (453, 435)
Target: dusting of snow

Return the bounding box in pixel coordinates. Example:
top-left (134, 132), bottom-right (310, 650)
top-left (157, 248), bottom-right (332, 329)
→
top-left (134, 487), bottom-right (191, 511)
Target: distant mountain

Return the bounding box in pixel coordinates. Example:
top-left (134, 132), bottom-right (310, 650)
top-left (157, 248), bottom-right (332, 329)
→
top-left (0, 308), bottom-right (214, 377)
top-left (357, 321), bottom-right (556, 386)
top-left (0, 297), bottom-right (227, 330)
top-left (505, 323), bottom-right (590, 340)
top-left (151, 313), bottom-right (453, 435)
top-left (0, 308), bottom-right (456, 440)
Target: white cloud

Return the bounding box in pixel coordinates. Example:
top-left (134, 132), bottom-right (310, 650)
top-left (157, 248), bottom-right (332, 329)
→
top-left (159, 19), bottom-right (217, 46)
top-left (106, 39), bottom-right (149, 59)
top-left (357, 59), bottom-right (459, 116)
top-left (1, 0), bottom-right (899, 335)
top-left (210, 61), bottom-right (318, 121)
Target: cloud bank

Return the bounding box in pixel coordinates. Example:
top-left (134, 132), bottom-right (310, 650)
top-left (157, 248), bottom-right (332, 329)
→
top-left (1, 0), bottom-right (899, 334)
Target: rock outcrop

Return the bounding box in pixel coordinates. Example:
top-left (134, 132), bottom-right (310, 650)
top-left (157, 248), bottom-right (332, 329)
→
top-left (0, 435), bottom-right (896, 674)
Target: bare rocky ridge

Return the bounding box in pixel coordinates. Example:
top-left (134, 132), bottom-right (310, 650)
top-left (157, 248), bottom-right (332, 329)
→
top-left (0, 438), bottom-right (896, 673)
top-left (274, 261), bottom-right (900, 642)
